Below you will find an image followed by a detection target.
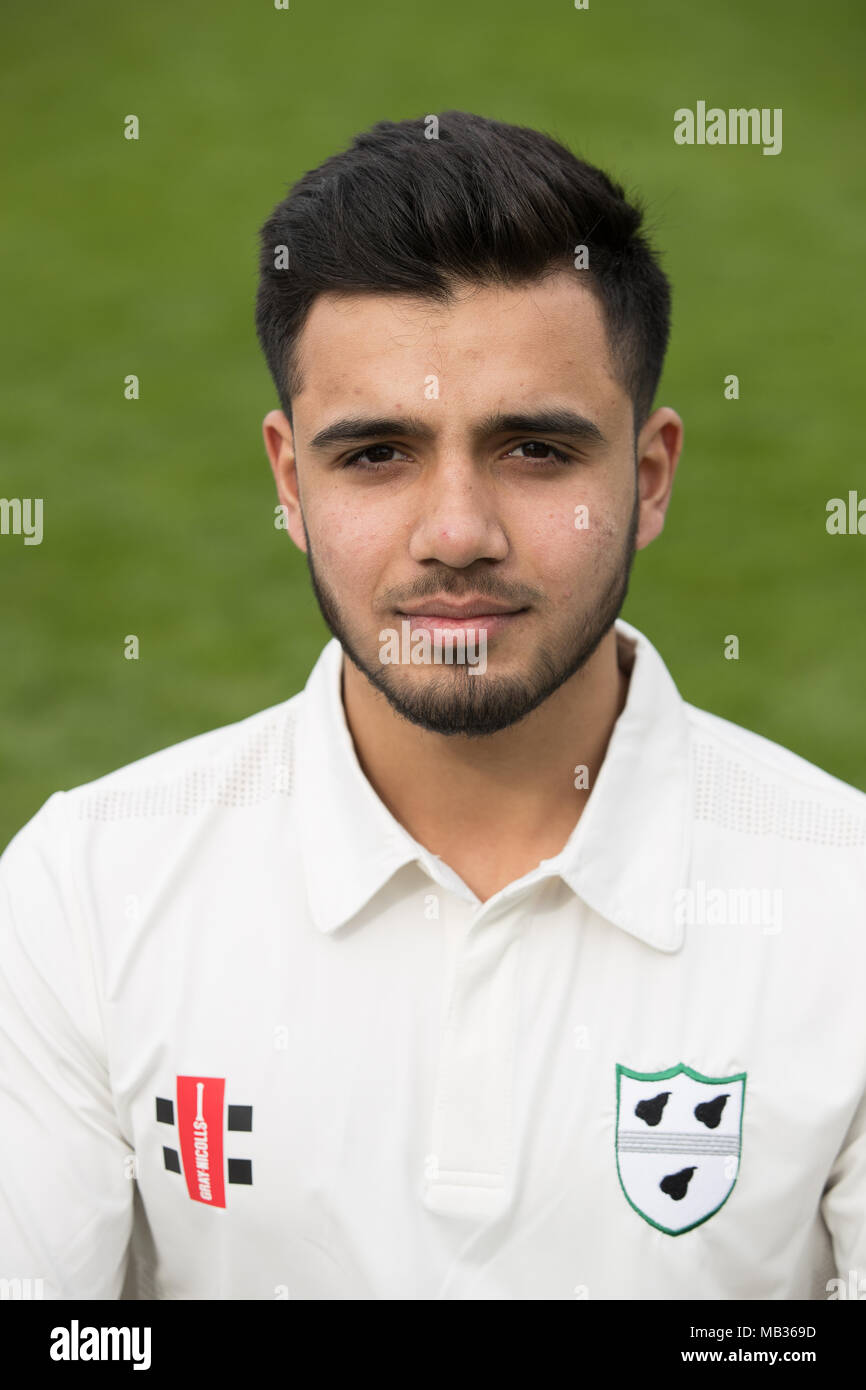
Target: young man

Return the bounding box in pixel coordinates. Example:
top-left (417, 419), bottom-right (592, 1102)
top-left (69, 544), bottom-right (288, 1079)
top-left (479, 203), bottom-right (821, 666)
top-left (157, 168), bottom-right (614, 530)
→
top-left (1, 112), bottom-right (864, 1301)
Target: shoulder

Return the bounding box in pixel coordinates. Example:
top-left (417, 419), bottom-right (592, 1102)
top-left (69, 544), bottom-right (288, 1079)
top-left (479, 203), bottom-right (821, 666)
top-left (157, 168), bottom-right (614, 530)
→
top-left (66, 693), bottom-right (303, 822)
top-left (683, 702), bottom-right (866, 847)
top-left (1, 691), bottom-right (305, 869)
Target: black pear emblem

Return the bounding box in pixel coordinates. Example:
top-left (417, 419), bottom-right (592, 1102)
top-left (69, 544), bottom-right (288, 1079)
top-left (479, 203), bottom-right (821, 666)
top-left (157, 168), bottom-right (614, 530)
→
top-left (660, 1166), bottom-right (697, 1201)
top-left (635, 1091), bottom-right (671, 1127)
top-left (694, 1094), bottom-right (729, 1129)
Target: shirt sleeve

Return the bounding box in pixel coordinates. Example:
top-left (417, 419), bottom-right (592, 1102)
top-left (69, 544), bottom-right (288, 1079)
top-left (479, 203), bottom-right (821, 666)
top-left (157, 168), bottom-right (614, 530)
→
top-left (822, 1083), bottom-right (866, 1285)
top-left (0, 791), bottom-right (133, 1298)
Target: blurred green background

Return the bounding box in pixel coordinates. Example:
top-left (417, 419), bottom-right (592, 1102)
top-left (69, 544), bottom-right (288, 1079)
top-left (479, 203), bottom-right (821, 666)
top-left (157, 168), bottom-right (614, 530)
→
top-left (1, 0), bottom-right (864, 849)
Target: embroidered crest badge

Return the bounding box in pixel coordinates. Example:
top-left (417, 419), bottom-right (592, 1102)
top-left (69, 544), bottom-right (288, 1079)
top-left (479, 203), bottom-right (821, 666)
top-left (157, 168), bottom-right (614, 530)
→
top-left (615, 1062), bottom-right (746, 1235)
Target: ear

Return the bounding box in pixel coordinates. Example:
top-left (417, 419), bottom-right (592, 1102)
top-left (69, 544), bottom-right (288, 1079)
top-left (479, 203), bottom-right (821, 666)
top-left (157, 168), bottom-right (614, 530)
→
top-left (634, 407), bottom-right (684, 551)
top-left (262, 409), bottom-right (307, 553)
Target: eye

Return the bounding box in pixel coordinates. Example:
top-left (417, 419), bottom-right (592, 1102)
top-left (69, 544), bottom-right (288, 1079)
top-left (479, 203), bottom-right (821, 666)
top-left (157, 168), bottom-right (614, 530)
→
top-left (506, 440), bottom-right (573, 465)
top-left (342, 444), bottom-right (410, 469)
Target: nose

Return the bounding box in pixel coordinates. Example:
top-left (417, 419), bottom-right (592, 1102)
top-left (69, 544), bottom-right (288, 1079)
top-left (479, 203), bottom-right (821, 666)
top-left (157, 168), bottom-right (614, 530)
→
top-left (407, 456), bottom-right (509, 568)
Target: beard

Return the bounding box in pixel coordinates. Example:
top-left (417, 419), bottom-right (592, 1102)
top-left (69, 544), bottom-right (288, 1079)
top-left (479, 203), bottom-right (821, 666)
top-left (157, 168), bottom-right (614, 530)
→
top-left (302, 492), bottom-right (639, 738)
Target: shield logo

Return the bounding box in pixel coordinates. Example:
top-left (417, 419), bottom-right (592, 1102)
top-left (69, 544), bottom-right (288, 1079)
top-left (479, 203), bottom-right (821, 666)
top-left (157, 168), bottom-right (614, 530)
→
top-left (615, 1062), bottom-right (746, 1235)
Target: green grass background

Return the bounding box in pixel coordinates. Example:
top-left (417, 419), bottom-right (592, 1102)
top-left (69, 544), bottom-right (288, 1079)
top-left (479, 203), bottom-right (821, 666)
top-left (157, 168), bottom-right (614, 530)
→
top-left (1, 0), bottom-right (864, 849)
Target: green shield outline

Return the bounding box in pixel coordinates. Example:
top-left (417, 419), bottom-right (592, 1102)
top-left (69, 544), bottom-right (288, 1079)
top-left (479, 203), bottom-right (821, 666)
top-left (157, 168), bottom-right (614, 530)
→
top-left (615, 1061), bottom-right (747, 1236)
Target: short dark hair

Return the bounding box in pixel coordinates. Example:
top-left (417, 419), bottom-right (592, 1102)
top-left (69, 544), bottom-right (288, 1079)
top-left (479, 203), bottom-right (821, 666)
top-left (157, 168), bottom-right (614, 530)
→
top-left (255, 111), bottom-right (671, 428)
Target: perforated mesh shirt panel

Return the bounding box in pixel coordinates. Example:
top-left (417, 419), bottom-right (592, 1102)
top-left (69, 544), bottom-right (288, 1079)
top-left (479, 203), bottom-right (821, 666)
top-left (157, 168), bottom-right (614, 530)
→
top-left (73, 709), bottom-right (297, 822)
top-left (691, 737), bottom-right (866, 847)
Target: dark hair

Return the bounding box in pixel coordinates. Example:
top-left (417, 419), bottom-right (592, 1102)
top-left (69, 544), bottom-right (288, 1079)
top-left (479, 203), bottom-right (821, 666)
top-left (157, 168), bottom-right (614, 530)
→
top-left (255, 111), bottom-right (671, 428)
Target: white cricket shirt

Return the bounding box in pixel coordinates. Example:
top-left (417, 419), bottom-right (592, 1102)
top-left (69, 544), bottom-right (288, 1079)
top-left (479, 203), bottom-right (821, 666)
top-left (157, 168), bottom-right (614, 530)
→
top-left (1, 618), bottom-right (865, 1300)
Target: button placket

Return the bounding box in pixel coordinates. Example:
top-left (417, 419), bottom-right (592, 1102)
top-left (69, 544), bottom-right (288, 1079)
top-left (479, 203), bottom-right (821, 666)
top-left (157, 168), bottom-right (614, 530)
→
top-left (422, 899), bottom-right (524, 1220)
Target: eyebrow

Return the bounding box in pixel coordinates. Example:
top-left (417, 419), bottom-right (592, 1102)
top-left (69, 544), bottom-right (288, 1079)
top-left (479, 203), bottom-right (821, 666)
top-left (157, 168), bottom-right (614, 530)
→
top-left (307, 407), bottom-right (607, 452)
top-left (308, 416), bottom-right (435, 450)
top-left (475, 410), bottom-right (606, 446)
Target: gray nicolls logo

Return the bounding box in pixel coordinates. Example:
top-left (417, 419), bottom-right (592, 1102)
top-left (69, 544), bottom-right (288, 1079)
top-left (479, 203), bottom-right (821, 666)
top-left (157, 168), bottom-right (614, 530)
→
top-left (157, 1074), bottom-right (253, 1206)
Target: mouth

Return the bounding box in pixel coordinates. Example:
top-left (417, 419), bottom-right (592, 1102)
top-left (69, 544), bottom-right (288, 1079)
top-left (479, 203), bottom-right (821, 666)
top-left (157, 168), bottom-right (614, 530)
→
top-left (395, 600), bottom-right (528, 635)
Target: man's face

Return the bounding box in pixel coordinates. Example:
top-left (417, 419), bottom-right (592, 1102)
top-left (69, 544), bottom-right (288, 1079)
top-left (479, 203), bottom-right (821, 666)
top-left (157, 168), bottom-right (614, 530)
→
top-left (266, 272), bottom-right (674, 736)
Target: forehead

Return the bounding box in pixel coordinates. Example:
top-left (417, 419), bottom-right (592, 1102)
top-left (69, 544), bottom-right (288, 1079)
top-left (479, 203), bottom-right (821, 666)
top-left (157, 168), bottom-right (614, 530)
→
top-left (291, 273), bottom-right (625, 419)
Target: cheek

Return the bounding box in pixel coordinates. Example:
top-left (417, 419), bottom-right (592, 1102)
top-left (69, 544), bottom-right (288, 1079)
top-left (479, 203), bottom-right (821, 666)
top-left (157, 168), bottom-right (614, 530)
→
top-left (521, 495), bottom-right (623, 583)
top-left (308, 499), bottom-right (396, 593)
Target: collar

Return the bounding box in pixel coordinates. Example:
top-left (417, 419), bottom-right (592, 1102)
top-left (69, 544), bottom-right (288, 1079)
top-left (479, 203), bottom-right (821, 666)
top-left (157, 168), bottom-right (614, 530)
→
top-left (294, 619), bottom-right (692, 952)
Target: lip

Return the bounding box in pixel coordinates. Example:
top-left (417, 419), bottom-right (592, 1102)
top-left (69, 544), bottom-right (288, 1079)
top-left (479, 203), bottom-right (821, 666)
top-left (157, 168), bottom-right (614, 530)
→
top-left (398, 597), bottom-right (526, 619)
top-left (396, 609), bottom-right (526, 636)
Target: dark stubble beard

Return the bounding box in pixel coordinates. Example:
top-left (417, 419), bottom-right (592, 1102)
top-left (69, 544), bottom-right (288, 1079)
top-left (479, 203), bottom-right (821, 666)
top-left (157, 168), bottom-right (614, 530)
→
top-left (301, 491), bottom-right (639, 738)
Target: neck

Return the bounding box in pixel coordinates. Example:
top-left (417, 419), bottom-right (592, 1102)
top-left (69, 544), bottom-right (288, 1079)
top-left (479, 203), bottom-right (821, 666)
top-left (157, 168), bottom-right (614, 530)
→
top-left (340, 627), bottom-right (631, 901)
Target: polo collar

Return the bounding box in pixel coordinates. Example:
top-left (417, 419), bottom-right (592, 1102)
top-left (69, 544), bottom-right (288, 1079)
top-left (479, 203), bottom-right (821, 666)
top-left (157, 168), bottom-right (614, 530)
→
top-left (295, 619), bottom-right (692, 951)
top-left (294, 638), bottom-right (430, 933)
top-left (552, 619), bottom-right (692, 953)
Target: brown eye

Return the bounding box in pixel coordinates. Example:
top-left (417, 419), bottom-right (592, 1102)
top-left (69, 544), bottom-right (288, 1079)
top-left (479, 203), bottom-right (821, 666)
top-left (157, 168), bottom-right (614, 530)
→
top-left (343, 445), bottom-right (407, 469)
top-left (509, 440), bottom-right (571, 464)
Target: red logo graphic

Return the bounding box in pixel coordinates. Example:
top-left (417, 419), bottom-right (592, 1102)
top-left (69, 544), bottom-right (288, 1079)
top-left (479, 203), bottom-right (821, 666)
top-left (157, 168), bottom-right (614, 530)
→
top-left (176, 1075), bottom-right (226, 1208)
